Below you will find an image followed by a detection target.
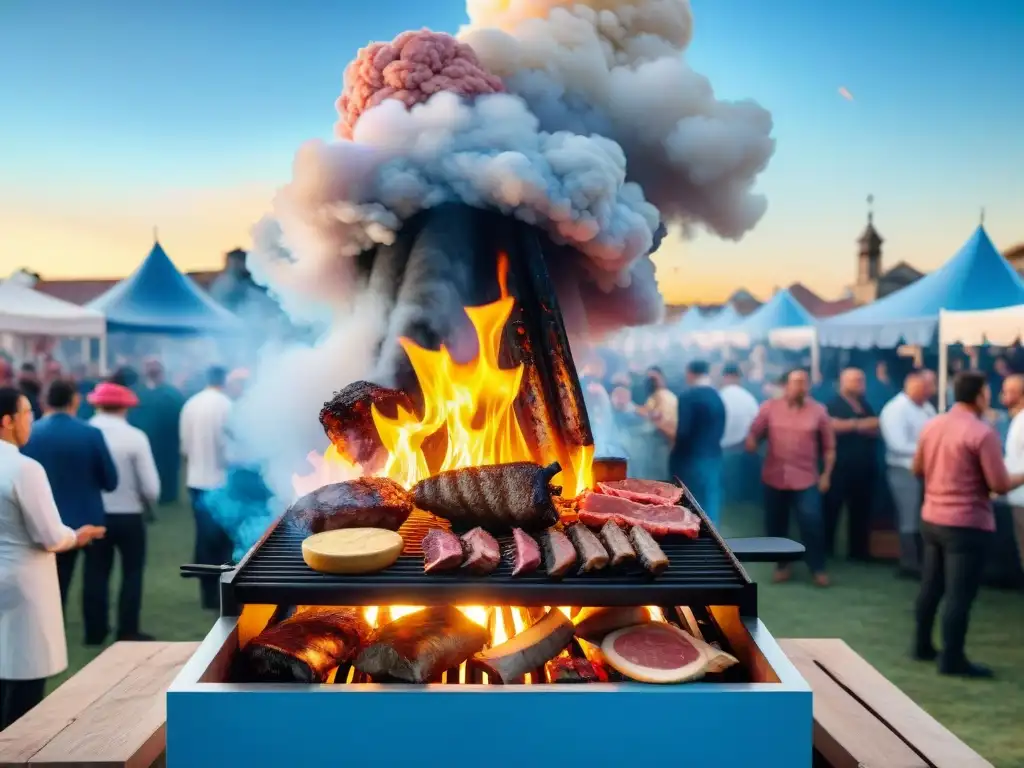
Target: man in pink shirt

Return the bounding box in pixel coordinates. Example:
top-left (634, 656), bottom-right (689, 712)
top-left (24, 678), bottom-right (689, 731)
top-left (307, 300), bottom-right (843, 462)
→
top-left (746, 369), bottom-right (836, 586)
top-left (912, 370), bottom-right (1024, 678)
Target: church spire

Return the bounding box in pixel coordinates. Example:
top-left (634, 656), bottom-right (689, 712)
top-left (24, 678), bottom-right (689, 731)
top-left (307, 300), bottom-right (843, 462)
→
top-left (857, 194), bottom-right (883, 284)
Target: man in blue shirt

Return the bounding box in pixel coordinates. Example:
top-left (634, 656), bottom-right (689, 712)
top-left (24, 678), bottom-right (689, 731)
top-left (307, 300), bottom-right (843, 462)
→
top-left (21, 380), bottom-right (118, 609)
top-left (662, 360), bottom-right (726, 526)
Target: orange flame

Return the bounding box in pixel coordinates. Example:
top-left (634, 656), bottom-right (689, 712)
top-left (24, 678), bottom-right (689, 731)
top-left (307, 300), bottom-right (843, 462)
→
top-left (295, 253), bottom-right (593, 498)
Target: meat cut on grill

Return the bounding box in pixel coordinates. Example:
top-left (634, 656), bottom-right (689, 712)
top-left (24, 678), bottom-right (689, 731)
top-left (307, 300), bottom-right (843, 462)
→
top-left (597, 478), bottom-right (684, 506)
top-left (509, 528), bottom-right (541, 577)
top-left (422, 529), bottom-right (463, 573)
top-left (354, 606), bottom-right (489, 683)
top-left (319, 381), bottom-right (415, 468)
top-left (473, 609), bottom-right (574, 683)
top-left (460, 527), bottom-right (501, 574)
top-left (412, 462), bottom-right (562, 533)
top-left (598, 520), bottom-right (636, 568)
top-left (566, 523), bottom-right (609, 573)
top-left (287, 477), bottom-right (413, 534)
top-left (232, 607), bottom-right (370, 684)
top-left (540, 528), bottom-right (576, 578)
top-left (578, 491), bottom-right (700, 539)
top-left (629, 526), bottom-right (669, 575)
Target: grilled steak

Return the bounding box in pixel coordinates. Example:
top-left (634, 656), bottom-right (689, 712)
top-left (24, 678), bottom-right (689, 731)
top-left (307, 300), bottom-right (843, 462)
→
top-left (629, 525), bottom-right (669, 575)
top-left (233, 607), bottom-right (370, 684)
top-left (460, 527), bottom-right (501, 575)
top-left (422, 529), bottom-right (463, 573)
top-left (566, 523), bottom-right (609, 573)
top-left (412, 462), bottom-right (561, 533)
top-left (598, 520), bottom-right (636, 567)
top-left (546, 654), bottom-right (606, 684)
top-left (319, 381), bottom-right (415, 467)
top-left (509, 527), bottom-right (542, 577)
top-left (355, 606), bottom-right (489, 683)
top-left (597, 478), bottom-right (684, 506)
top-left (541, 528), bottom-right (576, 578)
top-left (287, 477), bottom-right (413, 534)
top-left (578, 491), bottom-right (700, 539)
top-left (473, 609), bottom-right (574, 683)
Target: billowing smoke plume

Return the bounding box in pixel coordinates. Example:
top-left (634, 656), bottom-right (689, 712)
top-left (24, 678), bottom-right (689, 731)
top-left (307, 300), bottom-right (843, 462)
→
top-left (460, 0), bottom-right (775, 239)
top-left (226, 0), bottom-right (774, 552)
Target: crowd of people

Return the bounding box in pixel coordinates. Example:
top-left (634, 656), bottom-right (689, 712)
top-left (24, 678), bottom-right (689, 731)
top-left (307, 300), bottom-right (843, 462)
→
top-left (0, 358), bottom-right (245, 730)
top-left (583, 352), bottom-right (1024, 680)
top-left (1, 344), bottom-right (1021, 730)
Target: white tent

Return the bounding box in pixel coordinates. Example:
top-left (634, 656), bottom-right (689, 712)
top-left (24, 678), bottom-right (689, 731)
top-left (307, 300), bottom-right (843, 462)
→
top-left (937, 305), bottom-right (1024, 410)
top-left (0, 281), bottom-right (106, 336)
top-left (0, 281), bottom-right (107, 372)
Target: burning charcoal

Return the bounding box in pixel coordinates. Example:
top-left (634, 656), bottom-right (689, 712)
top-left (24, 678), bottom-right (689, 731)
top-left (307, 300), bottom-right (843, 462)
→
top-left (473, 609), bottom-right (574, 683)
top-left (412, 462), bottom-right (561, 533)
top-left (319, 381), bottom-right (415, 467)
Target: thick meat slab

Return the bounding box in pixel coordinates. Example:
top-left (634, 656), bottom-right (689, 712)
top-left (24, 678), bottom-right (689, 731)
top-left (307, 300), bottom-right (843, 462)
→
top-left (510, 528), bottom-right (542, 577)
top-left (630, 525), bottom-right (669, 575)
top-left (354, 606), bottom-right (489, 683)
top-left (460, 527), bottom-right (501, 575)
top-left (287, 477), bottom-right (413, 534)
top-left (541, 528), bottom-right (576, 578)
top-left (233, 607), bottom-right (370, 683)
top-left (319, 381), bottom-right (415, 466)
top-left (473, 609), bottom-right (574, 683)
top-left (412, 462), bottom-right (561, 533)
top-left (597, 478), bottom-right (684, 506)
top-left (598, 520), bottom-right (636, 567)
top-left (578, 491), bottom-right (700, 539)
top-left (422, 529), bottom-right (463, 573)
top-left (566, 523), bottom-right (609, 573)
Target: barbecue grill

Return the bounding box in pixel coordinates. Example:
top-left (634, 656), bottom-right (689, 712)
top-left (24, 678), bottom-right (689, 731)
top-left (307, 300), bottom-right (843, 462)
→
top-left (167, 488), bottom-right (813, 768)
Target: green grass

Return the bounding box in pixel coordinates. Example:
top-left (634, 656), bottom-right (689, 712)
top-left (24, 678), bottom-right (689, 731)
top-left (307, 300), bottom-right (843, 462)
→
top-left (56, 499), bottom-right (1024, 767)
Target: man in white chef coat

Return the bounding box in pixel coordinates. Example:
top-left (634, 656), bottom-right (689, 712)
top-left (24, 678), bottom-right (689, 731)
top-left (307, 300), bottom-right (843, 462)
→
top-left (0, 388), bottom-right (105, 731)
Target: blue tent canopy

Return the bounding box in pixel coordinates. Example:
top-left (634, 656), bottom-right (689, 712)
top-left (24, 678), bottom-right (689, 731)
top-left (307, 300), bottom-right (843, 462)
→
top-left (676, 307), bottom-right (709, 333)
top-left (89, 242), bottom-right (242, 335)
top-left (731, 288), bottom-right (813, 343)
top-left (817, 226), bottom-right (1024, 349)
top-left (698, 303), bottom-right (743, 331)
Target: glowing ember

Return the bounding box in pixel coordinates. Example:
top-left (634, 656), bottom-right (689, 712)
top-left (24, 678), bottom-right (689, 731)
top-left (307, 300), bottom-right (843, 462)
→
top-left (294, 255), bottom-right (593, 499)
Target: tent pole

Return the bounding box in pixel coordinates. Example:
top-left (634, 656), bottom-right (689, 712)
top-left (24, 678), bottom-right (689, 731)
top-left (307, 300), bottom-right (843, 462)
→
top-left (98, 335), bottom-right (108, 377)
top-left (80, 337), bottom-right (89, 366)
top-left (811, 328), bottom-right (821, 382)
top-left (938, 312), bottom-right (948, 412)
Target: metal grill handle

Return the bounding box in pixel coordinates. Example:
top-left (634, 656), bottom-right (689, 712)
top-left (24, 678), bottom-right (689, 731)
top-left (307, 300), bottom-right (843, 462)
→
top-left (724, 537), bottom-right (804, 563)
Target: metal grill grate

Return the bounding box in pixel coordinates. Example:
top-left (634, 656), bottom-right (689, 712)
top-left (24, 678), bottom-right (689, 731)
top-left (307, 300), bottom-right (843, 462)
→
top-left (227, 509), bottom-right (754, 609)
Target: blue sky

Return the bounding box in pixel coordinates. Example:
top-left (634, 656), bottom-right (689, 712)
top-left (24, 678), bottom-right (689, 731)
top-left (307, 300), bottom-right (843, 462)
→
top-left (1, 0), bottom-right (1021, 301)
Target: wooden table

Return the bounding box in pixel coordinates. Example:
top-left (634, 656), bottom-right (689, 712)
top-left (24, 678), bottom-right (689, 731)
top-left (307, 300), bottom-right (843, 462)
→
top-left (780, 639), bottom-right (993, 768)
top-left (0, 642), bottom-right (197, 768)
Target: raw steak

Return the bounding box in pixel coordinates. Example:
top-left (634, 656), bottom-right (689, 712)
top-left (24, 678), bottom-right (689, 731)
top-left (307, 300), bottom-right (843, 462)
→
top-left (422, 529), bottom-right (463, 573)
top-left (597, 479), bottom-right (684, 506)
top-left (460, 527), bottom-right (501, 575)
top-left (578, 492), bottom-right (700, 539)
top-left (510, 528), bottom-right (542, 576)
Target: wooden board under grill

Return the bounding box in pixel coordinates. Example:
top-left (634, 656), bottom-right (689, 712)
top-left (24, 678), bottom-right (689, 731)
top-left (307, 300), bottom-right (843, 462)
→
top-left (226, 508), bottom-right (755, 610)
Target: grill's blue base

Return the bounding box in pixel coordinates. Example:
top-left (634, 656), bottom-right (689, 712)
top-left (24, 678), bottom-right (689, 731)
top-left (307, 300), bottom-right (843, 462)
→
top-left (168, 616), bottom-right (813, 767)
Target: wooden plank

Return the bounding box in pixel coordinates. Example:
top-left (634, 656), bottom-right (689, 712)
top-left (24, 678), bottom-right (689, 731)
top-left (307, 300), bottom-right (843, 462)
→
top-left (28, 642), bottom-right (198, 768)
top-left (795, 639), bottom-right (993, 768)
top-left (0, 643), bottom-right (168, 767)
top-left (779, 640), bottom-right (925, 768)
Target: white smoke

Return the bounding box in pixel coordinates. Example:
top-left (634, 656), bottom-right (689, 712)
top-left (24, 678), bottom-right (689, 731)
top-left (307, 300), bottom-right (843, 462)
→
top-left (248, 90), bottom-right (661, 311)
top-left (460, 0), bottom-right (775, 239)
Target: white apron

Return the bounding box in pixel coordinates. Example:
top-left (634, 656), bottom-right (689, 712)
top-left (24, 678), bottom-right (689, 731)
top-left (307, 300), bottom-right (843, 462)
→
top-left (0, 442), bottom-right (74, 680)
